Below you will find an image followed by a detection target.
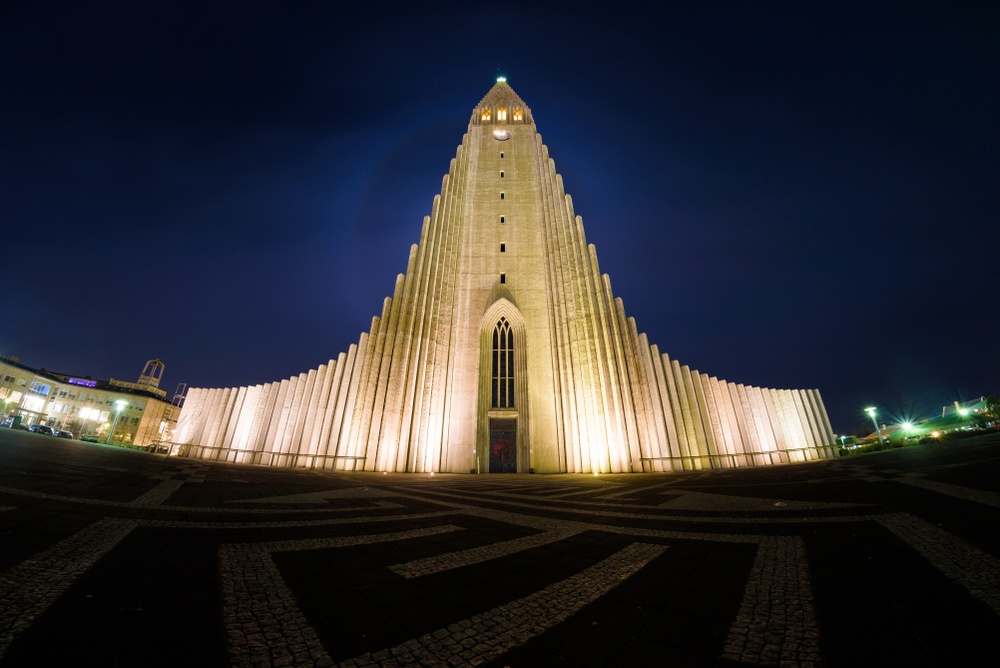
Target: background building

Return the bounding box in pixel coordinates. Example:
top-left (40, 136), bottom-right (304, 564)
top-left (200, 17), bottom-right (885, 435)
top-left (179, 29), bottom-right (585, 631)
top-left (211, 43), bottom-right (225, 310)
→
top-left (173, 81), bottom-right (836, 473)
top-left (0, 356), bottom-right (182, 446)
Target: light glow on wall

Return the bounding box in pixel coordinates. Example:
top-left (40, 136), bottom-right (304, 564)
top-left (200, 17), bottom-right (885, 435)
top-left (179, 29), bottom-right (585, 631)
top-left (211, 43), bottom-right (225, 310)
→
top-left (23, 395), bottom-right (44, 412)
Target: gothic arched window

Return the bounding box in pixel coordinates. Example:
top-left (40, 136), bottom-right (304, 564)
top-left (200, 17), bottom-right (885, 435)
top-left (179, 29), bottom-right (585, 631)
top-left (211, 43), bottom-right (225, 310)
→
top-left (492, 317), bottom-right (514, 408)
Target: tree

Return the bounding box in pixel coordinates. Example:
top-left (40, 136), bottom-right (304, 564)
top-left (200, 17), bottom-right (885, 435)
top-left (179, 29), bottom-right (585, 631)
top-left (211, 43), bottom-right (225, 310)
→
top-left (983, 395), bottom-right (1000, 420)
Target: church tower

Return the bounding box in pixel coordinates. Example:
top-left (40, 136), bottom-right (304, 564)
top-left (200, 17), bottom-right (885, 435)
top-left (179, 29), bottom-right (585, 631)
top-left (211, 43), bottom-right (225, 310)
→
top-left (173, 80), bottom-right (836, 473)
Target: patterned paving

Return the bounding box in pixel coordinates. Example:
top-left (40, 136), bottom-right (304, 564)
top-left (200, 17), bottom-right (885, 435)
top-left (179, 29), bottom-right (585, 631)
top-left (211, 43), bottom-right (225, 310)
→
top-left (1, 430), bottom-right (1000, 666)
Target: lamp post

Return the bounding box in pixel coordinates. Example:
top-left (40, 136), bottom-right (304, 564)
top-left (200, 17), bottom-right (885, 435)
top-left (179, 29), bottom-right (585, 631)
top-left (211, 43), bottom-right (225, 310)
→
top-left (106, 400), bottom-right (127, 444)
top-left (865, 406), bottom-right (883, 447)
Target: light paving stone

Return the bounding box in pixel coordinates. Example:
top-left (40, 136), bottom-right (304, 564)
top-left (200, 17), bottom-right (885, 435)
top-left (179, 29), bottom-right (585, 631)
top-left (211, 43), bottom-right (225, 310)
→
top-left (896, 476), bottom-right (1000, 508)
top-left (875, 512), bottom-right (1000, 615)
top-left (721, 535), bottom-right (820, 666)
top-left (657, 489), bottom-right (864, 511)
top-left (346, 543), bottom-right (667, 668)
top-left (388, 528), bottom-right (580, 578)
top-left (219, 525), bottom-right (462, 667)
top-left (0, 517), bottom-right (138, 660)
top-left (130, 477), bottom-right (185, 507)
top-left (0, 484), bottom-right (426, 518)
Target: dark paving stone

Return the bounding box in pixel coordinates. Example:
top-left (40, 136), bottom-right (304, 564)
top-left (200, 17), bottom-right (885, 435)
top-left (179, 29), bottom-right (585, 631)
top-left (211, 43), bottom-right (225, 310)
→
top-left (2, 429), bottom-right (1000, 666)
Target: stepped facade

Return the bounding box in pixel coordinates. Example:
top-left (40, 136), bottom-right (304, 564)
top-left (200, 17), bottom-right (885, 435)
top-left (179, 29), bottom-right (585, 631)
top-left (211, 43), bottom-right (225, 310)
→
top-left (173, 81), bottom-right (836, 473)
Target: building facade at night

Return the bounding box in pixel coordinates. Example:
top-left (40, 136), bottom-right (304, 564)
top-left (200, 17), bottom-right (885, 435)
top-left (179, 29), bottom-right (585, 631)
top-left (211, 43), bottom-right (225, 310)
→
top-left (0, 357), bottom-right (180, 446)
top-left (173, 81), bottom-right (836, 473)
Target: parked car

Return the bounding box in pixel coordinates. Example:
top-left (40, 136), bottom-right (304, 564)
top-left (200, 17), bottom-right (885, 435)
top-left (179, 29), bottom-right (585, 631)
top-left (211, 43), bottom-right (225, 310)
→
top-left (1, 415), bottom-right (23, 429)
top-left (27, 424), bottom-right (55, 436)
top-left (56, 429), bottom-right (74, 439)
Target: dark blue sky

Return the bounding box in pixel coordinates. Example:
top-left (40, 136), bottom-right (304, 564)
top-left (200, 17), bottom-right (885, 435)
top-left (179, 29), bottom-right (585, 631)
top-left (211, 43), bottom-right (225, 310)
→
top-left (2, 2), bottom-right (998, 434)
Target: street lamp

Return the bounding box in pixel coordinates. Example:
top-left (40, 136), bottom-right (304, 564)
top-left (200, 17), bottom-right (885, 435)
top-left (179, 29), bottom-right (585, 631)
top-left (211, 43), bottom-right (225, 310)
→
top-left (106, 400), bottom-right (127, 444)
top-left (865, 406), bottom-right (883, 446)
top-left (901, 421), bottom-right (915, 445)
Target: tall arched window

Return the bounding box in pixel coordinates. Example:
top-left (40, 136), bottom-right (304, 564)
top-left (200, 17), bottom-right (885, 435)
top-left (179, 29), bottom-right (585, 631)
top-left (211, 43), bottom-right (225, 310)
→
top-left (481, 108), bottom-right (491, 121)
top-left (497, 107), bottom-right (507, 121)
top-left (492, 317), bottom-right (514, 408)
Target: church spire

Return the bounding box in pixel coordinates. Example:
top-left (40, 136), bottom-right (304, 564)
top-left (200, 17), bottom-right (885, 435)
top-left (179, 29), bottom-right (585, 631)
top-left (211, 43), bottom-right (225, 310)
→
top-left (472, 79), bottom-right (532, 126)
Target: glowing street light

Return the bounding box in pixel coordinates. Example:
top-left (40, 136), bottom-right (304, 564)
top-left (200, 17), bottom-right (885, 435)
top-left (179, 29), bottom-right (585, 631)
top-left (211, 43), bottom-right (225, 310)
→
top-left (865, 406), bottom-right (884, 446)
top-left (901, 421), bottom-right (916, 444)
top-left (106, 400), bottom-right (127, 444)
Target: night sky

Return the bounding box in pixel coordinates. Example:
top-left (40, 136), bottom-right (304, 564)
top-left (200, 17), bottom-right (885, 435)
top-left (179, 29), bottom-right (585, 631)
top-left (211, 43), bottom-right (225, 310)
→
top-left (3, 2), bottom-right (998, 435)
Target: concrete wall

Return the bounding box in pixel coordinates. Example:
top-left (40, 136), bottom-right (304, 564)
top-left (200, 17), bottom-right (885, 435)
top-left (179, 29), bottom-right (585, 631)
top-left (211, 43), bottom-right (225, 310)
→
top-left (173, 82), bottom-right (836, 472)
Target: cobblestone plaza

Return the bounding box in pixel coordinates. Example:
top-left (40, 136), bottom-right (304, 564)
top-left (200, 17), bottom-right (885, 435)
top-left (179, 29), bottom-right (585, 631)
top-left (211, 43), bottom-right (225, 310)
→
top-left (1, 429), bottom-right (999, 666)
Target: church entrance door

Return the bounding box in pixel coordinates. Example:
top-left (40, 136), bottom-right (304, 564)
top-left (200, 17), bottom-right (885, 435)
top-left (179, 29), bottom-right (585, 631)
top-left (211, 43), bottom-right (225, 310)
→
top-left (488, 418), bottom-right (517, 473)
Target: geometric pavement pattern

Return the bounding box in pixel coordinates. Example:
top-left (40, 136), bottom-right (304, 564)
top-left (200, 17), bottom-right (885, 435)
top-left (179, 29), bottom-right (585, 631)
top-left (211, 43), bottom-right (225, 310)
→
top-left (1, 430), bottom-right (1000, 666)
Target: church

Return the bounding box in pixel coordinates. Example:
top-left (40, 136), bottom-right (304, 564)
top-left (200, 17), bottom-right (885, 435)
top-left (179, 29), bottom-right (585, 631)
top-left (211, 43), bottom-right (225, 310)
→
top-left (173, 80), bottom-right (836, 474)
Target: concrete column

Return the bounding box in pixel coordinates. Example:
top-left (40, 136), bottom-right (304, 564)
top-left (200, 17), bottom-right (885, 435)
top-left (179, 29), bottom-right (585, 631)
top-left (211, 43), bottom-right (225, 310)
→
top-left (618, 311), bottom-right (656, 472)
top-left (253, 382), bottom-right (280, 456)
top-left (243, 384), bottom-right (267, 455)
top-left (811, 389), bottom-right (836, 447)
top-left (349, 308), bottom-right (387, 471)
top-left (367, 275), bottom-right (406, 472)
top-left (203, 388), bottom-right (229, 457)
top-left (732, 384), bottom-right (759, 462)
top-left (174, 387), bottom-right (205, 446)
top-left (762, 389), bottom-right (787, 458)
top-left (696, 374), bottom-right (723, 463)
top-left (315, 356), bottom-right (344, 467)
top-left (330, 344), bottom-right (363, 470)
top-left (638, 339), bottom-right (671, 471)
top-left (229, 385), bottom-right (253, 454)
top-left (667, 358), bottom-right (693, 467)
top-left (380, 251), bottom-right (419, 472)
top-left (263, 380), bottom-right (291, 464)
top-left (276, 375), bottom-right (305, 464)
top-left (746, 386), bottom-right (774, 460)
top-left (302, 362), bottom-right (334, 460)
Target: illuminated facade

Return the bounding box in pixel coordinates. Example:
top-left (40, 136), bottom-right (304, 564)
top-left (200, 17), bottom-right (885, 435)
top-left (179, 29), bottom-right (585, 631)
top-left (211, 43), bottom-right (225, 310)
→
top-left (173, 81), bottom-right (836, 473)
top-left (0, 356), bottom-right (180, 446)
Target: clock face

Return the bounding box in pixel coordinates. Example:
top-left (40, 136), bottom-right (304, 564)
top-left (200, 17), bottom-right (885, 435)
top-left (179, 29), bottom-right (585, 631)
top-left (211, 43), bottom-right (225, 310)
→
top-left (493, 130), bottom-right (511, 141)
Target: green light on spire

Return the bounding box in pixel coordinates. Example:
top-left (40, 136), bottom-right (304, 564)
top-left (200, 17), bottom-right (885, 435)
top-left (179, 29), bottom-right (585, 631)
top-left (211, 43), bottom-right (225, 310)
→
top-left (496, 76), bottom-right (507, 83)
